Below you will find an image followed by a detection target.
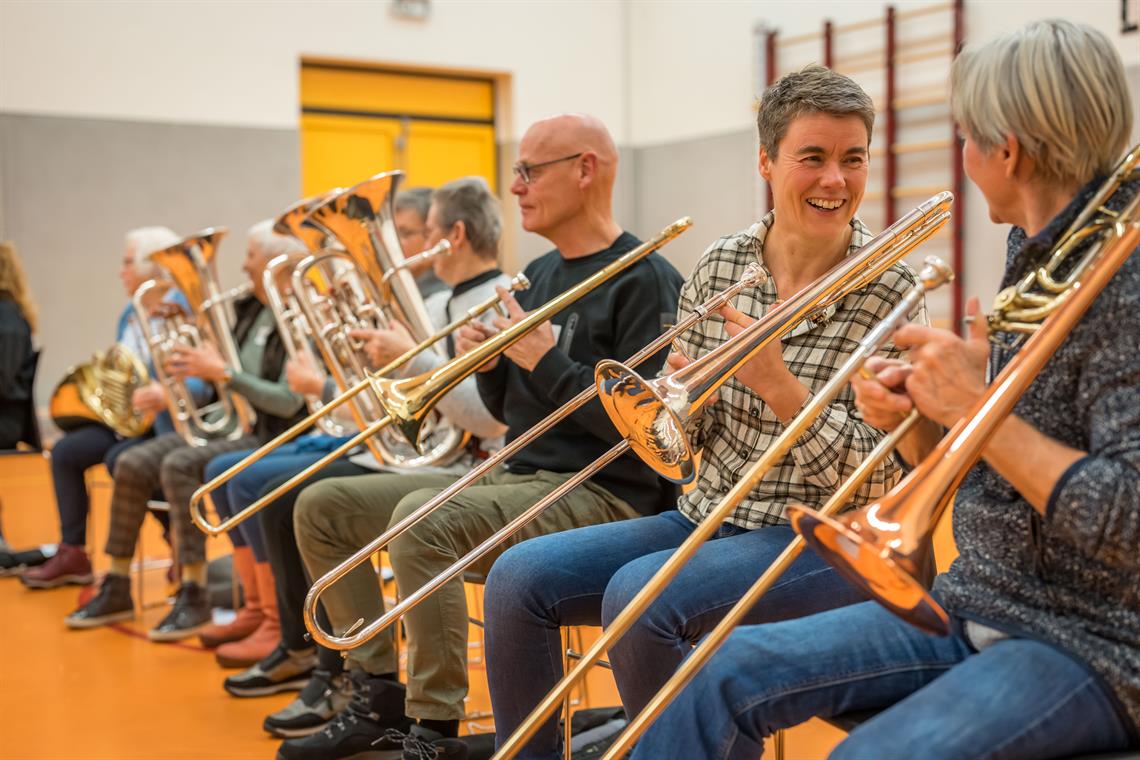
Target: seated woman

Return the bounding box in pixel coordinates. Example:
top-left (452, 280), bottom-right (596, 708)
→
top-left (0, 240), bottom-right (37, 451)
top-left (20, 227), bottom-right (194, 588)
top-left (630, 19), bottom-right (1139, 760)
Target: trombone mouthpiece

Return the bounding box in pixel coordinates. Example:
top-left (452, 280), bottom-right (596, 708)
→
top-left (664, 217), bottom-right (695, 236)
top-left (918, 256), bottom-right (954, 289)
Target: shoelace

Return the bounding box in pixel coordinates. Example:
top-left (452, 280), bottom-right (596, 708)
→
top-left (397, 729), bottom-right (441, 760)
top-left (373, 728), bottom-right (411, 751)
top-left (322, 686), bottom-right (378, 739)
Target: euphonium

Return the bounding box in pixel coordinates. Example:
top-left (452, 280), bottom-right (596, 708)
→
top-left (50, 344), bottom-right (154, 437)
top-left (494, 195), bottom-right (955, 760)
top-left (596, 191), bottom-right (953, 484)
top-left (190, 217), bottom-right (693, 537)
top-left (789, 145), bottom-right (1140, 635)
top-left (132, 228), bottom-right (255, 446)
top-left (288, 175), bottom-right (466, 467)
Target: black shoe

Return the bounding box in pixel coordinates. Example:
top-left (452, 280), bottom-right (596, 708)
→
top-left (401, 724), bottom-right (469, 760)
top-left (148, 581), bottom-right (211, 641)
top-left (226, 643), bottom-right (317, 698)
top-left (276, 670), bottom-right (412, 760)
top-left (65, 573), bottom-right (135, 628)
top-left (0, 546), bottom-right (49, 577)
top-left (263, 669), bottom-right (354, 738)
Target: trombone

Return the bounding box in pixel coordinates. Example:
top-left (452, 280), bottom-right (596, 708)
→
top-left (301, 192), bottom-right (952, 653)
top-left (789, 145), bottom-right (1140, 635)
top-left (189, 218), bottom-right (693, 537)
top-left (493, 195), bottom-right (953, 759)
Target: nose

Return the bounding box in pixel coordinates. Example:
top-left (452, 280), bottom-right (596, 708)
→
top-left (819, 160), bottom-right (844, 188)
top-left (510, 173), bottom-right (526, 196)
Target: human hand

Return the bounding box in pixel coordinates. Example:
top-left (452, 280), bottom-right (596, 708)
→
top-left (131, 381), bottom-right (167, 414)
top-left (286, 353), bottom-right (325, 397)
top-left (349, 321), bottom-right (416, 372)
top-left (490, 286), bottom-right (555, 372)
top-left (892, 297), bottom-right (989, 428)
top-left (851, 356), bottom-right (915, 430)
top-left (165, 342), bottom-right (227, 383)
top-left (455, 321), bottom-right (499, 372)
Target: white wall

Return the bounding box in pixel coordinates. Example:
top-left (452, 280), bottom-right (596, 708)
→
top-left (0, 0), bottom-right (629, 141)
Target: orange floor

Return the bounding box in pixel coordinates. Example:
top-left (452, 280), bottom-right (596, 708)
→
top-left (0, 452), bottom-right (868, 759)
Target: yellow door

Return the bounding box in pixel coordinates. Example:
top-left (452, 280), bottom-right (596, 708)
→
top-left (299, 63), bottom-right (498, 196)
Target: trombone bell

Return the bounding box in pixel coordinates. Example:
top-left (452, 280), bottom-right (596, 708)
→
top-left (787, 505), bottom-right (949, 635)
top-left (595, 362), bottom-right (696, 484)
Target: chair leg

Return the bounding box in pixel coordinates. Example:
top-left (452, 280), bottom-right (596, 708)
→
top-left (563, 628), bottom-right (574, 759)
top-left (772, 728), bottom-right (786, 760)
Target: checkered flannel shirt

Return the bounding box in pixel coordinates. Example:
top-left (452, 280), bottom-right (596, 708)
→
top-left (674, 212), bottom-right (928, 529)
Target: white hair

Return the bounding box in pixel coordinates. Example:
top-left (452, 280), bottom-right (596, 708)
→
top-left (951, 19), bottom-right (1133, 185)
top-left (247, 219), bottom-right (307, 259)
top-left (124, 226), bottom-right (180, 278)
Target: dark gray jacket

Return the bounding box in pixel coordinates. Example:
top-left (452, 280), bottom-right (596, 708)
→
top-left (934, 179), bottom-right (1140, 735)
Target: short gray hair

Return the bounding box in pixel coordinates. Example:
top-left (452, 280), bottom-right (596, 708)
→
top-left (756, 65), bottom-right (875, 158)
top-left (395, 187), bottom-right (433, 221)
top-left (247, 219), bottom-right (307, 260)
top-left (125, 226), bottom-right (180, 279)
top-left (951, 20), bottom-right (1132, 186)
top-left (432, 177), bottom-right (501, 260)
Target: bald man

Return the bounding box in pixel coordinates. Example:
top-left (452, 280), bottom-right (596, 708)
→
top-left (278, 117), bottom-right (683, 760)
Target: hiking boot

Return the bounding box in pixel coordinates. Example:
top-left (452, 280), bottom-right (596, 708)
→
top-left (200, 546), bottom-right (261, 648)
top-left (225, 643), bottom-right (317, 698)
top-left (263, 669), bottom-right (353, 738)
top-left (275, 670), bottom-right (412, 760)
top-left (148, 582), bottom-right (212, 641)
top-left (401, 724), bottom-right (470, 760)
top-left (22, 544), bottom-right (94, 588)
top-left (65, 573), bottom-right (134, 628)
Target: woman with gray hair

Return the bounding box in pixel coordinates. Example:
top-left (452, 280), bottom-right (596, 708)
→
top-left (14, 225), bottom-right (193, 586)
top-left (628, 20), bottom-right (1139, 760)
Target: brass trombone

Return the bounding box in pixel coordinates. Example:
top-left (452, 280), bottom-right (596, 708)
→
top-left (302, 192), bottom-right (952, 654)
top-left (189, 218), bottom-right (693, 537)
top-left (789, 145), bottom-right (1140, 635)
top-left (494, 195), bottom-right (954, 759)
top-left (598, 257), bottom-right (955, 759)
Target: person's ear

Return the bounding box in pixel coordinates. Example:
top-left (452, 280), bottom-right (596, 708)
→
top-left (1001, 133), bottom-right (1021, 180)
top-left (451, 221), bottom-right (468, 249)
top-left (758, 146), bottom-right (773, 182)
top-left (578, 152), bottom-right (598, 187)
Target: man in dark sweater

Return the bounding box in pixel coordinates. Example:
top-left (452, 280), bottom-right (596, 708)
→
top-left (278, 114), bottom-right (683, 760)
top-left (627, 21), bottom-right (1140, 760)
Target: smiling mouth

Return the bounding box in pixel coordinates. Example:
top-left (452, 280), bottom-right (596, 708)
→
top-left (807, 198), bottom-right (846, 211)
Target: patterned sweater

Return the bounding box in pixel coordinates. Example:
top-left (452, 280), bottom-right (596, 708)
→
top-left (934, 178), bottom-right (1140, 735)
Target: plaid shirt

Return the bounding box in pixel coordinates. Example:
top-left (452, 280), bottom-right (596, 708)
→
top-left (674, 212), bottom-right (928, 529)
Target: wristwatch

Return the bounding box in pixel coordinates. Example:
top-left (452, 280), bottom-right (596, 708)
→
top-left (221, 366), bottom-right (234, 385)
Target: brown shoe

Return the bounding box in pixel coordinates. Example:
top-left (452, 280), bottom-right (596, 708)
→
top-left (215, 561), bottom-right (281, 668)
top-left (22, 544), bottom-right (94, 589)
top-left (200, 547), bottom-right (262, 648)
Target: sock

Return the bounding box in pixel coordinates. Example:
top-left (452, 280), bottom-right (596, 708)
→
top-left (374, 671), bottom-right (400, 684)
top-left (181, 562), bottom-right (207, 586)
top-left (418, 719), bottom-right (459, 738)
top-left (109, 557), bottom-right (132, 576)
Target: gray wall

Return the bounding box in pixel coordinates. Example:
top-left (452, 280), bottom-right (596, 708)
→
top-left (0, 113), bottom-right (301, 406)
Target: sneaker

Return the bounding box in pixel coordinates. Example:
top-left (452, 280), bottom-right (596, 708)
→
top-left (22, 544), bottom-right (94, 588)
top-left (0, 546), bottom-right (50, 577)
top-left (276, 670), bottom-right (412, 760)
top-left (401, 724), bottom-right (469, 760)
top-left (225, 643), bottom-right (317, 698)
top-left (65, 573), bottom-right (134, 628)
top-left (148, 582), bottom-right (212, 641)
top-left (263, 669), bottom-right (354, 738)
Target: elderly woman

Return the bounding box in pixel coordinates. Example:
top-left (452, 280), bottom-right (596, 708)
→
top-left (65, 220), bottom-right (310, 641)
top-left (16, 227), bottom-right (189, 587)
top-left (629, 20), bottom-right (1139, 760)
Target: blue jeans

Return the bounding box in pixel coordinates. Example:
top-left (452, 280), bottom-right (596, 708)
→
top-left (630, 600), bottom-right (1135, 760)
top-left (203, 438), bottom-right (342, 561)
top-left (484, 510), bottom-right (867, 759)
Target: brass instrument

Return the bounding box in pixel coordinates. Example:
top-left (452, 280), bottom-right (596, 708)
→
top-left (600, 259), bottom-right (958, 759)
top-left (283, 176), bottom-right (465, 468)
top-left (494, 195), bottom-right (954, 759)
top-left (189, 218), bottom-right (693, 537)
top-left (262, 252), bottom-right (348, 438)
top-left (132, 228), bottom-right (256, 446)
top-left (50, 344), bottom-right (154, 437)
top-left (789, 146), bottom-right (1140, 635)
top-left (303, 261), bottom-right (767, 651)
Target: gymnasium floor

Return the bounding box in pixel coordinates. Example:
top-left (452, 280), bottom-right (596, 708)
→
top-left (1, 451), bottom-right (853, 759)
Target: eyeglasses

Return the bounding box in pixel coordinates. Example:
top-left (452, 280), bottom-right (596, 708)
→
top-left (511, 153), bottom-right (583, 185)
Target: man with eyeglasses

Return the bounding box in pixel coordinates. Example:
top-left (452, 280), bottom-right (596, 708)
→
top-left (275, 114), bottom-right (684, 760)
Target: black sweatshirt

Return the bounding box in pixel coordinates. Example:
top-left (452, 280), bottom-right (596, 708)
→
top-left (476, 232), bottom-right (684, 515)
top-left (0, 298), bottom-right (35, 448)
